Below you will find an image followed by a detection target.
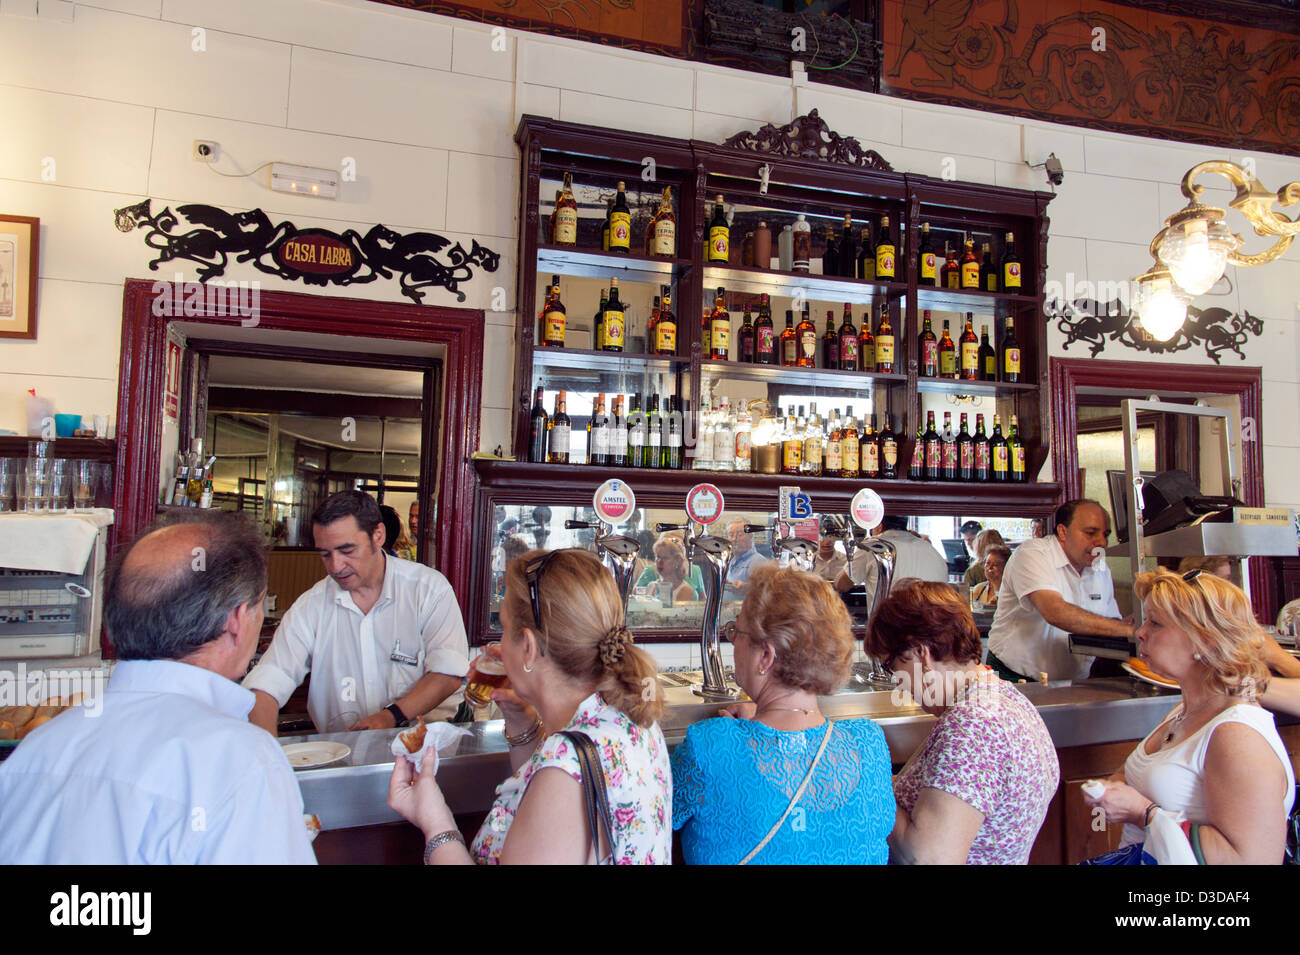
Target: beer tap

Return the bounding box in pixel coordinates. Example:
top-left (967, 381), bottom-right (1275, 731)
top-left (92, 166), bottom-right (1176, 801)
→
top-left (564, 518), bottom-right (640, 614)
top-left (654, 519), bottom-right (738, 701)
top-left (822, 515), bottom-right (897, 688)
top-left (743, 521), bottom-right (817, 571)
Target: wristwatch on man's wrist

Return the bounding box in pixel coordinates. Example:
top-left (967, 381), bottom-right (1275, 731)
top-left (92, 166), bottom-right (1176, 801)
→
top-left (385, 703), bottom-right (409, 728)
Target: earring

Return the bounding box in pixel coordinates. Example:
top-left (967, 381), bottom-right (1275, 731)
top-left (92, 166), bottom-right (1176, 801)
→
top-left (758, 668), bottom-right (767, 676)
top-left (1193, 653), bottom-right (1202, 661)
top-left (522, 661), bottom-right (534, 673)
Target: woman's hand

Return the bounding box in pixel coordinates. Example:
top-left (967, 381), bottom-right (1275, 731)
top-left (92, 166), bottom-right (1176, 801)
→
top-left (388, 750), bottom-right (456, 839)
top-left (718, 701), bottom-right (757, 720)
top-left (492, 687), bottom-right (538, 733)
top-left (1083, 779), bottom-right (1152, 828)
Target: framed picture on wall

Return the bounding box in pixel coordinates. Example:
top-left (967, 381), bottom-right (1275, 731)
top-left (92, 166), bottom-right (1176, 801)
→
top-left (0, 214), bottom-right (39, 340)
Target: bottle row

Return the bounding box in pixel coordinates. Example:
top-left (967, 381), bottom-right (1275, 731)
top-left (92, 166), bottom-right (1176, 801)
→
top-left (168, 439), bottom-right (216, 508)
top-left (525, 387), bottom-right (1028, 482)
top-left (543, 173), bottom-right (1026, 292)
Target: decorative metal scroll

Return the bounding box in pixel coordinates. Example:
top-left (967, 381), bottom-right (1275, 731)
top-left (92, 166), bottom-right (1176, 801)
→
top-left (1050, 297), bottom-right (1264, 364)
top-left (720, 109), bottom-right (894, 171)
top-left (113, 199), bottom-right (499, 303)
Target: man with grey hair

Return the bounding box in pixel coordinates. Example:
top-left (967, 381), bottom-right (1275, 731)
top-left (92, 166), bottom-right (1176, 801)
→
top-left (0, 513), bottom-right (315, 864)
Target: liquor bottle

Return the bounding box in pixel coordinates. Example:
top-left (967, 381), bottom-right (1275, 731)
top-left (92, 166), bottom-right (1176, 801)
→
top-left (959, 312), bottom-right (979, 380)
top-left (601, 199), bottom-right (612, 252)
top-left (547, 189), bottom-right (560, 247)
top-left (803, 402), bottom-right (824, 476)
top-left (1009, 414), bottom-right (1026, 482)
top-left (957, 413), bottom-right (973, 481)
top-left (875, 305), bottom-right (895, 374)
top-left (694, 397), bottom-right (714, 471)
top-left (1002, 231), bottom-right (1022, 291)
top-left (973, 414), bottom-right (991, 482)
top-left (733, 401), bottom-right (752, 472)
top-left (861, 416), bottom-right (879, 478)
top-left (200, 472), bottom-right (214, 509)
top-left (942, 244), bottom-right (960, 289)
top-left (707, 195), bottom-right (729, 262)
top-left (822, 227), bottom-right (839, 277)
top-left (588, 393), bottom-right (608, 466)
top-left (879, 417), bottom-right (898, 479)
top-left (824, 409), bottom-right (843, 477)
top-left (593, 287), bottom-right (606, 349)
top-left (187, 452), bottom-right (211, 506)
top-left (923, 410), bottom-right (941, 481)
top-left (602, 278), bottom-right (625, 352)
top-left (647, 186), bottom-right (675, 257)
top-left (738, 303), bottom-right (756, 363)
top-left (960, 237), bottom-right (980, 289)
top-left (938, 319), bottom-right (957, 378)
top-left (713, 397), bottom-right (734, 472)
top-left (170, 454), bottom-right (190, 506)
top-left (857, 225), bottom-right (875, 281)
top-left (756, 294), bottom-right (776, 365)
top-left (780, 310), bottom-right (798, 366)
top-left (940, 412), bottom-right (957, 481)
top-left (643, 393), bottom-right (661, 469)
top-left (908, 419), bottom-right (924, 480)
top-left (611, 395), bottom-right (628, 467)
top-left (538, 278), bottom-right (565, 347)
top-left (856, 309), bottom-right (876, 372)
top-left (918, 222), bottom-right (937, 286)
top-left (840, 406), bottom-right (860, 479)
top-left (796, 307), bottom-right (817, 367)
top-left (664, 396), bottom-right (684, 470)
top-left (654, 286), bottom-right (677, 356)
top-left (527, 385), bottom-right (548, 463)
top-left (1000, 315), bottom-right (1021, 383)
top-left (838, 303), bottom-right (858, 371)
top-left (708, 287), bottom-right (730, 360)
top-left (839, 213), bottom-right (858, 278)
top-left (608, 181), bottom-right (632, 254)
top-left (979, 324), bottom-right (997, 380)
top-left (821, 310), bottom-right (839, 369)
top-left (873, 215), bottom-right (896, 280)
top-left (554, 172), bottom-right (578, 246)
top-left (645, 295), bottom-right (660, 352)
top-left (990, 413), bottom-right (1009, 482)
top-left (792, 214), bottom-right (811, 273)
top-left (980, 242), bottom-right (998, 292)
top-left (919, 310), bottom-right (938, 377)
top-left (626, 393), bottom-right (645, 468)
top-left (781, 407), bottom-right (803, 475)
top-left (547, 391), bottom-right (571, 464)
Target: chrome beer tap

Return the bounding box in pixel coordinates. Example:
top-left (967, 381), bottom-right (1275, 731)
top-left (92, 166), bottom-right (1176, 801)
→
top-left (743, 521), bottom-right (817, 571)
top-left (823, 515), bottom-right (897, 688)
top-left (564, 518), bottom-right (640, 613)
top-left (655, 519), bottom-right (738, 701)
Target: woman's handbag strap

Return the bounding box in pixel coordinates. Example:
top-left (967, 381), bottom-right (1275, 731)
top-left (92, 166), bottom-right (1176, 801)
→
top-left (558, 730), bottom-right (616, 865)
top-left (737, 719), bottom-right (834, 865)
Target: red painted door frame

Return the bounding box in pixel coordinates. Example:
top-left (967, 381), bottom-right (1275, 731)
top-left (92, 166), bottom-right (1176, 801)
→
top-left (112, 279), bottom-right (483, 648)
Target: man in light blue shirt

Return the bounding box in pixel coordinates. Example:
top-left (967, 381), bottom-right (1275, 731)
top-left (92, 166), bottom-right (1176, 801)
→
top-left (724, 520), bottom-right (769, 597)
top-left (0, 513), bottom-right (315, 864)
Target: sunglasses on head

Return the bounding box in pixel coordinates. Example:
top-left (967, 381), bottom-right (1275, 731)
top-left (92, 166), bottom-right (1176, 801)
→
top-left (523, 550), bottom-right (566, 655)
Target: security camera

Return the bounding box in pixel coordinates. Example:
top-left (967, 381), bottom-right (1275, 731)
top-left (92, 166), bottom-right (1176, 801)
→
top-left (1044, 153), bottom-right (1064, 186)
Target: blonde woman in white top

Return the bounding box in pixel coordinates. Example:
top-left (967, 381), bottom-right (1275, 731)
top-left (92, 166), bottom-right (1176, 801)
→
top-left (1085, 568), bottom-right (1294, 864)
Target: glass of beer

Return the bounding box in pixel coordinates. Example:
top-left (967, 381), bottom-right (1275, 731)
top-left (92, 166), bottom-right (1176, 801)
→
top-left (465, 644), bottom-right (509, 707)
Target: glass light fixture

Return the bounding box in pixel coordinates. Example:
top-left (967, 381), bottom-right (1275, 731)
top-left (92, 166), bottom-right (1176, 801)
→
top-left (1154, 203), bottom-right (1240, 296)
top-left (1132, 265), bottom-right (1190, 342)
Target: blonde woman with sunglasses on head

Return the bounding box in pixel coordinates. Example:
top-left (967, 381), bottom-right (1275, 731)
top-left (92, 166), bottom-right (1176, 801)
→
top-left (1083, 568), bottom-right (1294, 864)
top-left (388, 548), bottom-right (671, 864)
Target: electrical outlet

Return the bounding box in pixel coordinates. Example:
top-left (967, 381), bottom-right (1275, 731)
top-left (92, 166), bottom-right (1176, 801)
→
top-left (192, 140), bottom-right (219, 163)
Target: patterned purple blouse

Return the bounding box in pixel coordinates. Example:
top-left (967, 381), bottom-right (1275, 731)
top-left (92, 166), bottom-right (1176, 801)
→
top-left (893, 678), bottom-right (1059, 864)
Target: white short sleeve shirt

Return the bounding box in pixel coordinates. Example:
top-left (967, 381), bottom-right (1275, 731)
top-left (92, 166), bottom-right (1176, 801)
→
top-left (987, 536), bottom-right (1121, 680)
top-left (243, 554), bottom-right (469, 732)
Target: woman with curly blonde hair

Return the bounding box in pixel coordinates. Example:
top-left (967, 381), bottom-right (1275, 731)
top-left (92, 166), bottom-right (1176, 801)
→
top-left (1084, 568), bottom-right (1295, 864)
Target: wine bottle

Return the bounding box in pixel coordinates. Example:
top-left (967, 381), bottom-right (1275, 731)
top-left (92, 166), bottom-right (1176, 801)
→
top-left (919, 310), bottom-right (938, 377)
top-left (547, 391), bottom-right (571, 464)
top-left (908, 420), bottom-right (924, 480)
top-left (1009, 414), bottom-right (1026, 483)
top-left (956, 413), bottom-right (973, 481)
top-left (654, 285), bottom-right (677, 356)
top-left (588, 393), bottom-right (608, 466)
top-left (938, 320), bottom-right (957, 379)
top-left (980, 241), bottom-right (998, 292)
top-left (821, 310), bottom-right (839, 369)
top-left (593, 287), bottom-right (605, 350)
top-left (708, 287), bottom-right (730, 360)
top-left (601, 199), bottom-right (612, 252)
top-left (1000, 315), bottom-right (1021, 383)
top-left (612, 395), bottom-right (628, 467)
top-left (1002, 231), bottom-right (1022, 291)
top-left (609, 181), bottom-right (632, 254)
top-left (664, 396), bottom-right (683, 470)
top-left (990, 413), bottom-right (1009, 482)
top-left (527, 384), bottom-right (548, 463)
top-left (780, 310), bottom-right (798, 366)
top-left (756, 294), bottom-right (776, 365)
top-left (918, 222), bottom-right (937, 287)
top-left (839, 213), bottom-right (858, 278)
top-left (923, 410), bottom-right (941, 481)
top-left (644, 393), bottom-right (661, 469)
top-left (626, 393), bottom-right (645, 468)
top-left (857, 225), bottom-right (875, 281)
top-left (739, 303), bottom-right (756, 363)
top-left (973, 413), bottom-right (991, 482)
top-left (823, 227), bottom-right (839, 277)
top-left (959, 312), bottom-right (979, 380)
top-left (940, 411), bottom-right (957, 481)
top-left (602, 278), bottom-right (625, 352)
top-left (979, 324), bottom-right (997, 381)
top-left (796, 307), bottom-right (817, 367)
top-left (838, 303), bottom-right (858, 371)
top-left (707, 195), bottom-right (729, 262)
top-left (553, 172), bottom-right (578, 246)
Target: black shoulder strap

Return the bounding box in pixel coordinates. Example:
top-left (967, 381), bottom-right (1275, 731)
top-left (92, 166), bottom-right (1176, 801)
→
top-left (557, 730), bottom-right (615, 865)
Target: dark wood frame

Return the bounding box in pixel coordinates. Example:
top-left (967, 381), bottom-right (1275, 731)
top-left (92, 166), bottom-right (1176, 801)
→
top-left (0, 214), bottom-right (39, 340)
top-left (112, 279), bottom-right (483, 653)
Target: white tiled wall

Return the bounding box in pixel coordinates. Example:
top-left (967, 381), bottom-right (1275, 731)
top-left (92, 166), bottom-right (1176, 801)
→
top-left (1, 0), bottom-right (1298, 511)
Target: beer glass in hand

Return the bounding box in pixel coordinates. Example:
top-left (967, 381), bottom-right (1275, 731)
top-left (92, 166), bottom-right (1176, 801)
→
top-left (465, 644), bottom-right (510, 708)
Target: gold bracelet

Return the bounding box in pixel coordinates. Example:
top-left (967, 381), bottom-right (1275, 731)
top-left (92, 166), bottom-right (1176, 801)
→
top-left (505, 718), bottom-right (543, 747)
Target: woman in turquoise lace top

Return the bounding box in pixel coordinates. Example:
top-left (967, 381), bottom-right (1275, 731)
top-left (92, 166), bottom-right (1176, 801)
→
top-left (672, 563), bottom-right (895, 864)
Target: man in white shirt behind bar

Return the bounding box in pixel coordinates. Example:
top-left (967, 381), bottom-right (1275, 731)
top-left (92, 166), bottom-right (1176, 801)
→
top-left (245, 490), bottom-right (469, 735)
top-left (986, 499), bottom-right (1134, 682)
top-left (0, 512), bottom-right (316, 864)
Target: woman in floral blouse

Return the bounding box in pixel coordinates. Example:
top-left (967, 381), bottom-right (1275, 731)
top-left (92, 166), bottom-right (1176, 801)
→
top-left (388, 548), bottom-right (671, 864)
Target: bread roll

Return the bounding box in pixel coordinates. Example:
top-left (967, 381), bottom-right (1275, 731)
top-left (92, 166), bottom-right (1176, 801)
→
top-left (33, 705), bottom-right (61, 721)
top-left (4, 706), bottom-right (35, 731)
top-left (17, 715), bottom-right (51, 738)
top-left (0, 721), bottom-right (15, 741)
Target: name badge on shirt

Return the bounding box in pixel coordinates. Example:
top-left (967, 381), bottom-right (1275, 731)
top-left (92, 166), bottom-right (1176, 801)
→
top-left (390, 640), bottom-right (419, 667)
top-left (1088, 593), bottom-right (1102, 601)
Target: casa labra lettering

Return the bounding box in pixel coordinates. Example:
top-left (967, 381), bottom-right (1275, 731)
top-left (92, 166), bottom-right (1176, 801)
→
top-left (113, 199), bottom-right (500, 303)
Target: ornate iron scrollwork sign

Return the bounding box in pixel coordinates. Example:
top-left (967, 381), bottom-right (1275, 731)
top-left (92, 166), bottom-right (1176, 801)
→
top-left (721, 109), bottom-right (894, 171)
top-left (1050, 297), bottom-right (1264, 364)
top-left (113, 199), bottom-right (499, 303)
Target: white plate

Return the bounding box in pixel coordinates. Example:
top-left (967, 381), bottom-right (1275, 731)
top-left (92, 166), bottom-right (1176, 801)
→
top-left (282, 741), bottom-right (351, 769)
top-left (1121, 661), bottom-right (1179, 690)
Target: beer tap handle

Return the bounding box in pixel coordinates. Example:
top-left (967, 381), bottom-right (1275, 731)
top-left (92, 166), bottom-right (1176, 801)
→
top-left (742, 523), bottom-right (770, 535)
top-left (563, 519), bottom-right (596, 530)
top-left (654, 522), bottom-right (688, 533)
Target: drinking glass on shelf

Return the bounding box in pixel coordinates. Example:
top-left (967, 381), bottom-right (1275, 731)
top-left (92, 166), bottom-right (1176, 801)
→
top-left (74, 459), bottom-right (96, 510)
top-left (50, 459), bottom-right (71, 512)
top-left (26, 458), bottom-right (51, 511)
top-left (98, 461), bottom-right (114, 508)
top-left (0, 458), bottom-right (15, 511)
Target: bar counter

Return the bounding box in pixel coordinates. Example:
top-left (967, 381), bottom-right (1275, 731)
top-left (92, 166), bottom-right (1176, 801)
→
top-left (292, 676), bottom-right (1184, 833)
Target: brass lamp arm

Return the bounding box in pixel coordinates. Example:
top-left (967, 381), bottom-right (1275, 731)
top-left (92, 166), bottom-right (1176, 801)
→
top-left (1180, 160), bottom-right (1299, 267)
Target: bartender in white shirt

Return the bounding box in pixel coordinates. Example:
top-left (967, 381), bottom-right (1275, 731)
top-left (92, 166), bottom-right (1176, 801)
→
top-left (835, 515), bottom-right (949, 594)
top-left (246, 490), bottom-right (469, 734)
top-left (986, 499), bottom-right (1133, 682)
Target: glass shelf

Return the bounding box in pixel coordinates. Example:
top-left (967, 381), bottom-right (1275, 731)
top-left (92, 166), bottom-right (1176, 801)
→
top-left (915, 377), bottom-right (1038, 398)
top-left (537, 245), bottom-right (689, 284)
top-left (916, 286), bottom-right (1038, 313)
top-left (530, 347), bottom-right (687, 396)
top-left (702, 265), bottom-right (906, 308)
top-left (700, 360), bottom-right (907, 391)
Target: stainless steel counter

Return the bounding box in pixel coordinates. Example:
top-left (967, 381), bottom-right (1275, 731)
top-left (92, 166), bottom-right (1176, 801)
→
top-left (290, 675), bottom-right (1183, 832)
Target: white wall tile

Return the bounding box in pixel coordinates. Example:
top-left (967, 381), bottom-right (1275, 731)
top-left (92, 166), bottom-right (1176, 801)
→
top-left (559, 90), bottom-right (692, 141)
top-left (692, 110), bottom-right (757, 144)
top-left (481, 323), bottom-right (516, 417)
top-left (694, 69), bottom-right (792, 125)
top-left (993, 160), bottom-right (1042, 192)
top-left (1257, 318), bottom-right (1300, 384)
top-left (518, 82), bottom-right (559, 120)
top-left (0, 279), bottom-right (123, 381)
top-left (162, 0), bottom-right (452, 71)
top-left (289, 47), bottom-right (515, 158)
top-left (147, 110), bottom-right (449, 233)
top-left (881, 146), bottom-right (995, 185)
top-left (0, 6), bottom-right (290, 126)
top-left (1083, 132), bottom-right (1223, 183)
top-left (1262, 444), bottom-right (1300, 511)
top-left (1261, 380), bottom-right (1300, 451)
top-left (1046, 172), bottom-right (1161, 242)
top-left (479, 406), bottom-right (511, 454)
top-left (521, 37), bottom-right (693, 110)
top-left (79, 0), bottom-right (161, 16)
top-left (901, 106), bottom-right (1020, 162)
top-left (796, 85), bottom-right (903, 148)
top-left (0, 372), bottom-right (119, 435)
top-left (0, 84), bottom-right (154, 194)
top-left (451, 24), bottom-right (514, 81)
top-left (1023, 122), bottom-right (1084, 174)
top-left (445, 153), bottom-right (516, 239)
